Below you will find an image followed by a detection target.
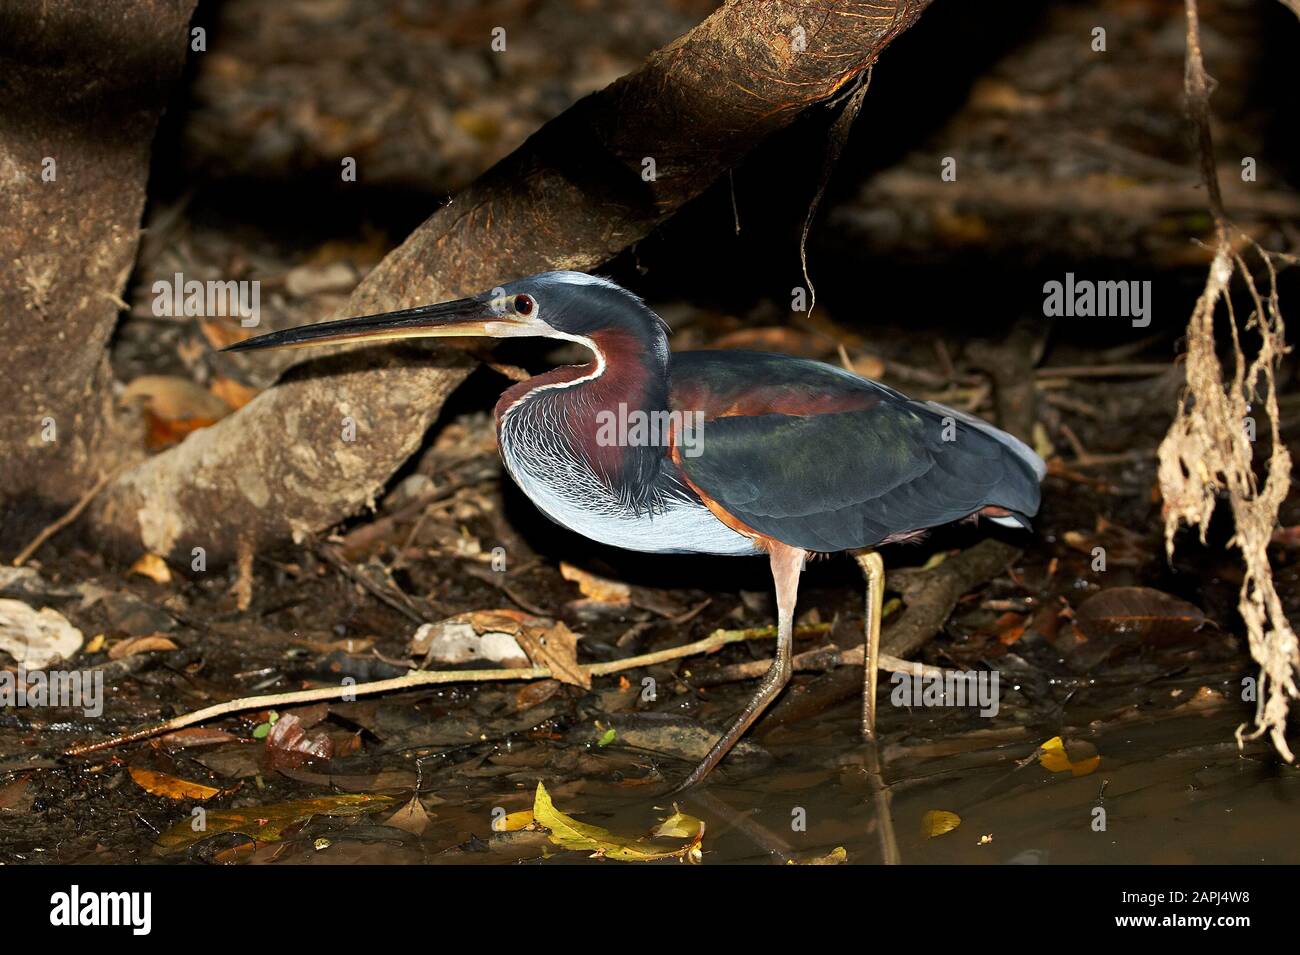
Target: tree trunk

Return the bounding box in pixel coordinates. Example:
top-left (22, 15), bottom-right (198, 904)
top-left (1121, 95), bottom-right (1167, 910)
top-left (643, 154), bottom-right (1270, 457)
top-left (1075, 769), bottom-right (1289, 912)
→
top-left (0, 0), bottom-right (197, 544)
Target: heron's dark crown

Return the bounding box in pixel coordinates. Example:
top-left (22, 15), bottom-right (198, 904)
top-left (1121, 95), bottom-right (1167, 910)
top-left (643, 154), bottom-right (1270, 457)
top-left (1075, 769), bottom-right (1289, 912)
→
top-left (497, 272), bottom-right (671, 347)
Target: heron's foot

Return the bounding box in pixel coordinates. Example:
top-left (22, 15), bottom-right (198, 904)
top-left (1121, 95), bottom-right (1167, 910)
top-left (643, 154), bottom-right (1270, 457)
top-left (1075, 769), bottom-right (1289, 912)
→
top-left (673, 652), bottom-right (791, 793)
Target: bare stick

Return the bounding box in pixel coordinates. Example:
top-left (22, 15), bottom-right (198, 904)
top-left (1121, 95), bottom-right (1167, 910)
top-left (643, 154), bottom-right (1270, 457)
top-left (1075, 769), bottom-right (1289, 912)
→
top-left (13, 466), bottom-right (122, 567)
top-left (63, 622), bottom-right (833, 757)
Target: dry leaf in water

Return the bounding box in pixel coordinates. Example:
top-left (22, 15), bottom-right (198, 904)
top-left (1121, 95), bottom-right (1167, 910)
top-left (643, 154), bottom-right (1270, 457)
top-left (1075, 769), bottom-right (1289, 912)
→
top-left (410, 610), bottom-right (540, 667)
top-left (129, 766), bottom-right (221, 801)
top-left (386, 794), bottom-right (431, 836)
top-left (532, 782), bottom-right (702, 862)
top-left (1073, 587), bottom-right (1208, 646)
top-left (921, 810), bottom-right (962, 838)
top-left (1037, 736), bottom-right (1100, 777)
top-left (787, 846), bottom-right (849, 865)
top-left (493, 808), bottom-right (535, 832)
top-left (265, 713), bottom-right (333, 768)
top-left (155, 793), bottom-right (395, 854)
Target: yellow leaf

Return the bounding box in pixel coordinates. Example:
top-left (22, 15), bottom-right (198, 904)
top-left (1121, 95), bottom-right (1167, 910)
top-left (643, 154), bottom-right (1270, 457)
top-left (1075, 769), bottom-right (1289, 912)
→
top-left (129, 553), bottom-right (172, 584)
top-left (921, 809), bottom-right (961, 838)
top-left (652, 806), bottom-right (704, 839)
top-left (532, 782), bottom-right (702, 863)
top-left (495, 809), bottom-right (535, 832)
top-left (129, 766), bottom-right (220, 802)
top-left (919, 551), bottom-right (949, 572)
top-left (155, 793), bottom-right (395, 854)
top-left (788, 846), bottom-right (848, 865)
top-left (1038, 736), bottom-right (1100, 777)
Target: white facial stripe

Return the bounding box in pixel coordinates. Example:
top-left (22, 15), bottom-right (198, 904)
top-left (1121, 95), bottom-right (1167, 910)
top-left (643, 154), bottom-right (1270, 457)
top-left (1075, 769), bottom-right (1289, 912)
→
top-left (498, 330), bottom-right (605, 423)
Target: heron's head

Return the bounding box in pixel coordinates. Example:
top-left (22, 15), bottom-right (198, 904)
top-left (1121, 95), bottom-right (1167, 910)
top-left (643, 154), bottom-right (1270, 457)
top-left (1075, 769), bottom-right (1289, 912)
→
top-left (224, 271), bottom-right (668, 357)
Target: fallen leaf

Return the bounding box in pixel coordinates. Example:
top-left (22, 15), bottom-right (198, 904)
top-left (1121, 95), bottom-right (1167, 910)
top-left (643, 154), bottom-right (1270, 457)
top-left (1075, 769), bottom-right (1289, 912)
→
top-left (515, 621), bottom-right (589, 689)
top-left (1037, 736), bottom-right (1100, 777)
top-left (514, 679), bottom-right (563, 712)
top-left (0, 599), bottom-right (83, 667)
top-left (129, 553), bottom-right (172, 584)
top-left (198, 319), bottom-right (252, 350)
top-left (493, 809), bottom-right (535, 832)
top-left (385, 794), bottom-right (430, 836)
top-left (921, 810), bottom-right (962, 838)
top-left (532, 782), bottom-right (702, 862)
top-left (209, 376), bottom-right (259, 410)
top-left (1074, 587), bottom-right (1208, 646)
top-left (284, 260), bottom-right (356, 297)
top-left (265, 713), bottom-right (333, 768)
top-left (787, 846), bottom-right (848, 865)
top-left (129, 766), bottom-right (221, 801)
top-left (123, 375), bottom-right (231, 449)
top-left (123, 374), bottom-right (231, 422)
top-left (560, 562), bottom-right (631, 606)
top-left (0, 774), bottom-right (33, 812)
top-left (155, 793), bottom-right (396, 854)
top-left (596, 727), bottom-right (617, 747)
top-left (410, 610), bottom-right (539, 667)
top-left (651, 807), bottom-right (703, 839)
top-left (108, 634), bottom-right (178, 660)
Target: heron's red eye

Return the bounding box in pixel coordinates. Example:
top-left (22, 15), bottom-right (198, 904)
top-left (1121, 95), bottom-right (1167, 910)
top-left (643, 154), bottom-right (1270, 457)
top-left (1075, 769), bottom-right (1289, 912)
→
top-left (514, 294), bottom-right (534, 316)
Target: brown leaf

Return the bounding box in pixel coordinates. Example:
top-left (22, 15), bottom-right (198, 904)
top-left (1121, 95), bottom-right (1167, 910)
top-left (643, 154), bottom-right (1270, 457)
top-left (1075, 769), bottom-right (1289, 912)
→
top-left (385, 794), bottom-right (431, 836)
top-left (129, 766), bottom-right (221, 801)
top-left (1074, 587), bottom-right (1209, 647)
top-left (108, 634), bottom-right (179, 660)
top-left (514, 620), bottom-right (589, 689)
top-left (155, 794), bottom-right (395, 854)
top-left (265, 713), bottom-right (333, 769)
top-left (0, 774), bottom-right (33, 812)
top-left (514, 679), bottom-right (564, 711)
top-left (560, 563), bottom-right (631, 607)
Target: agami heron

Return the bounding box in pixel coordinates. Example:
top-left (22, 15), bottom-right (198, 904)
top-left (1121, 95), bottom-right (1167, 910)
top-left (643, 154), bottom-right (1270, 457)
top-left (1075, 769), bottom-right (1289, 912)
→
top-left (230, 272), bottom-right (1045, 788)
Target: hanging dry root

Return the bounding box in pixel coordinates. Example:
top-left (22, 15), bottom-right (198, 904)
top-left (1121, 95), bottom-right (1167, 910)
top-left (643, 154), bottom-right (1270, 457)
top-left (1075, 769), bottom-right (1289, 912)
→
top-left (1158, 0), bottom-right (1299, 760)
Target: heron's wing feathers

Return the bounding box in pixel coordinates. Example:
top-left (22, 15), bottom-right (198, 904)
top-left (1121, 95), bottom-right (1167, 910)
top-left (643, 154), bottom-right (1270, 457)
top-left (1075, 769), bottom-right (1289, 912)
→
top-left (669, 351), bottom-right (1041, 552)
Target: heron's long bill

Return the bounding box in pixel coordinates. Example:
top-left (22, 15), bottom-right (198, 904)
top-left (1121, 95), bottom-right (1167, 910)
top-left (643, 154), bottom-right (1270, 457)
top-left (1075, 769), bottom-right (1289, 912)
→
top-left (224, 297), bottom-right (498, 353)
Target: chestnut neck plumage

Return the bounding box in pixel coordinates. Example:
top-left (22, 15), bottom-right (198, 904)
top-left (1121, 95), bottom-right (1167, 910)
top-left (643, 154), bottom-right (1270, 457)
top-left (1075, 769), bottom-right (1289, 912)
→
top-left (494, 319), bottom-right (673, 515)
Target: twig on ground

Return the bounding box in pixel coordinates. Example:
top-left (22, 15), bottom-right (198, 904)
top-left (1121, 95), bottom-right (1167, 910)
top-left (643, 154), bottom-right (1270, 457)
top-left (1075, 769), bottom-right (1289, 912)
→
top-left (13, 466), bottom-right (123, 567)
top-left (63, 622), bottom-right (828, 757)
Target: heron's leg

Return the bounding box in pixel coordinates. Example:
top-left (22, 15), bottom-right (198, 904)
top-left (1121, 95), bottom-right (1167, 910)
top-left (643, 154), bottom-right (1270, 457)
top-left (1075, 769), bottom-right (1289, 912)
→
top-left (855, 551), bottom-right (885, 741)
top-left (676, 542), bottom-right (805, 791)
